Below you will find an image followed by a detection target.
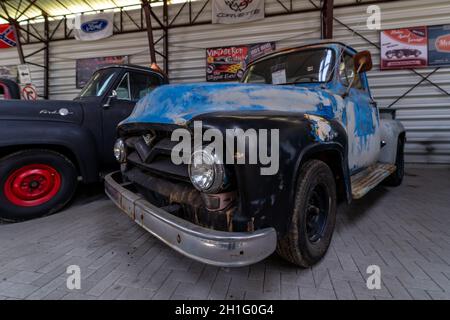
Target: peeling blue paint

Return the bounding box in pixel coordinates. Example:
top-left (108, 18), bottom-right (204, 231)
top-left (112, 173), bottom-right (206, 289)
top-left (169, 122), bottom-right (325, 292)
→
top-left (121, 83), bottom-right (336, 126)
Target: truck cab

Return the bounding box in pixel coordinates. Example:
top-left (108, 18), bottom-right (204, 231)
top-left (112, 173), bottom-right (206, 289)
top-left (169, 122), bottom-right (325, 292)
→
top-left (0, 64), bottom-right (168, 221)
top-left (105, 43), bottom-right (405, 268)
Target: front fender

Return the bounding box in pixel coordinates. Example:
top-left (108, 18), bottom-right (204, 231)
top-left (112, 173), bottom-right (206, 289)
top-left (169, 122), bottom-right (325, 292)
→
top-left (0, 121), bottom-right (99, 183)
top-left (192, 111), bottom-right (349, 236)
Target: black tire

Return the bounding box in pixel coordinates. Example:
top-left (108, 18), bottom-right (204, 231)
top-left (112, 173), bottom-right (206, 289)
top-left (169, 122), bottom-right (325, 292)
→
top-left (0, 149), bottom-right (78, 221)
top-left (384, 137), bottom-right (405, 187)
top-left (277, 160), bottom-right (337, 267)
top-left (0, 78), bottom-right (20, 99)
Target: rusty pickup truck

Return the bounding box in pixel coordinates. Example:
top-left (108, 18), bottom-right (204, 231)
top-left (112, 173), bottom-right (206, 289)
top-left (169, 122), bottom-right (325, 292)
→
top-left (105, 42), bottom-right (405, 267)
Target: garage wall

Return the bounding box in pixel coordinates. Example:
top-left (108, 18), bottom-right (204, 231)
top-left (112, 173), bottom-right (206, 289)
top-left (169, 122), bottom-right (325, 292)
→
top-left (0, 0), bottom-right (449, 164)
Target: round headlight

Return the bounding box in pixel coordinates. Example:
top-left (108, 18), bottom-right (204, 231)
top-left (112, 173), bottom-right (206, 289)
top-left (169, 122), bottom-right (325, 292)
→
top-left (189, 148), bottom-right (224, 193)
top-left (113, 139), bottom-right (127, 163)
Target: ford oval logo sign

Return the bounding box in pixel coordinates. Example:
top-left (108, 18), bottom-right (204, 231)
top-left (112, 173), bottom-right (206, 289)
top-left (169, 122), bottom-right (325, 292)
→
top-left (81, 19), bottom-right (108, 33)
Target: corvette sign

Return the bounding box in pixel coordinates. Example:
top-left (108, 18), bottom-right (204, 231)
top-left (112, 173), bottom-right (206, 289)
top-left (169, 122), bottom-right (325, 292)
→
top-left (212, 0), bottom-right (264, 24)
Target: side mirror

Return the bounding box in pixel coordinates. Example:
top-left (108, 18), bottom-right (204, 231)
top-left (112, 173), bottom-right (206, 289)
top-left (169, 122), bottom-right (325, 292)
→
top-left (342, 51), bottom-right (373, 98)
top-left (103, 90), bottom-right (117, 109)
top-left (354, 50), bottom-right (373, 73)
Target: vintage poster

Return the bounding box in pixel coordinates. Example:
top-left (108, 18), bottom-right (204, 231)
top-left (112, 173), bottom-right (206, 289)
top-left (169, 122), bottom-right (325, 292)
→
top-left (206, 42), bottom-right (275, 82)
top-left (428, 24), bottom-right (450, 66)
top-left (76, 55), bottom-right (128, 88)
top-left (380, 27), bottom-right (428, 70)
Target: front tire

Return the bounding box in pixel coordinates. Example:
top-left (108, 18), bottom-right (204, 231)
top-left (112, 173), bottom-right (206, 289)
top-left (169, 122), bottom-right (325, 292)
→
top-left (277, 160), bottom-right (337, 267)
top-left (0, 150), bottom-right (78, 221)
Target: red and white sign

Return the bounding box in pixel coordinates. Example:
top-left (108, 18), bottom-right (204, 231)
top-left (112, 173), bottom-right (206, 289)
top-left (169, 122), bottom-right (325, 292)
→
top-left (0, 24), bottom-right (17, 49)
top-left (380, 27), bottom-right (428, 70)
top-left (21, 84), bottom-right (38, 100)
top-left (436, 34), bottom-right (450, 53)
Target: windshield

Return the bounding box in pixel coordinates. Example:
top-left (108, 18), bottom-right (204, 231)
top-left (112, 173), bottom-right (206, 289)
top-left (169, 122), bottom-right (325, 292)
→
top-left (241, 48), bottom-right (335, 85)
top-left (78, 68), bottom-right (118, 98)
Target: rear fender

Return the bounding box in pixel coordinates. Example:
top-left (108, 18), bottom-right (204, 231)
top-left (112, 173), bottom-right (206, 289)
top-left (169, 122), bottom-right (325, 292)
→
top-left (379, 113), bottom-right (405, 164)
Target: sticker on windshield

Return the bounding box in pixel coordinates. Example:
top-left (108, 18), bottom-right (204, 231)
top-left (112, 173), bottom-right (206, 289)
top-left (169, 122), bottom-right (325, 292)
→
top-left (272, 69), bottom-right (287, 84)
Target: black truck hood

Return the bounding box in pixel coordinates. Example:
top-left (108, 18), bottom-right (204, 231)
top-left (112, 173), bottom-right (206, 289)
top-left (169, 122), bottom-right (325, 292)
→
top-left (0, 99), bottom-right (83, 124)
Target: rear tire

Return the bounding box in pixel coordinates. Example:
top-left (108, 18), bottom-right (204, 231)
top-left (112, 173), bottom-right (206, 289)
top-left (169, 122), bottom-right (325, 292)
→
top-left (384, 137), bottom-right (405, 187)
top-left (277, 160), bottom-right (337, 267)
top-left (0, 150), bottom-right (78, 221)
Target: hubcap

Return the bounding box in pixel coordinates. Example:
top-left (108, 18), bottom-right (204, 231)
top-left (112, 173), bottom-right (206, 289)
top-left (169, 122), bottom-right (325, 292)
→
top-left (4, 164), bottom-right (61, 207)
top-left (305, 184), bottom-right (329, 243)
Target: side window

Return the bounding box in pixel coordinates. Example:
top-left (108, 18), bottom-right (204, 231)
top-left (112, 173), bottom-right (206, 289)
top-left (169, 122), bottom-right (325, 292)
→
top-left (115, 73), bottom-right (131, 100)
top-left (339, 53), bottom-right (363, 90)
top-left (129, 72), bottom-right (161, 101)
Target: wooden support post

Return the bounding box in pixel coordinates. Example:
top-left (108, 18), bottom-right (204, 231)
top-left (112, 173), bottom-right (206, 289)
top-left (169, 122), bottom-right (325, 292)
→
top-left (321, 0), bottom-right (334, 39)
top-left (11, 21), bottom-right (25, 64)
top-left (163, 0), bottom-right (169, 74)
top-left (43, 13), bottom-right (49, 99)
top-left (142, 0), bottom-right (157, 65)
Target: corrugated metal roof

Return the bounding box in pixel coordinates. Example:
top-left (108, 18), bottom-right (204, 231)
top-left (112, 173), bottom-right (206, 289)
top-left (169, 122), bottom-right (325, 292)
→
top-left (0, 0), bottom-right (175, 23)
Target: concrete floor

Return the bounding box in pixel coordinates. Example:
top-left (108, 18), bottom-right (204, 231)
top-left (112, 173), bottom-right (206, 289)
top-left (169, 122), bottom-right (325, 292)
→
top-left (0, 167), bottom-right (449, 300)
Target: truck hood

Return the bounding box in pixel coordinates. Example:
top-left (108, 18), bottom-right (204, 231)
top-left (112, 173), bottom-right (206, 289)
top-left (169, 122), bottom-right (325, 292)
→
top-left (0, 99), bottom-right (83, 124)
top-left (122, 83), bottom-right (339, 126)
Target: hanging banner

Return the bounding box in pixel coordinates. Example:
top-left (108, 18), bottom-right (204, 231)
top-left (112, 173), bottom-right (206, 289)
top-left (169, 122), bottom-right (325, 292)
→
top-left (76, 55), bottom-right (128, 88)
top-left (380, 27), bottom-right (428, 70)
top-left (206, 42), bottom-right (276, 82)
top-left (0, 24), bottom-right (17, 49)
top-left (212, 0), bottom-right (264, 24)
top-left (68, 12), bottom-right (114, 41)
top-left (428, 24), bottom-right (450, 66)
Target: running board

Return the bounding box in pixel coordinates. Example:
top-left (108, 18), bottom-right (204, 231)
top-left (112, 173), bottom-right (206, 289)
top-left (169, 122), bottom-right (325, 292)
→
top-left (351, 163), bottom-right (396, 199)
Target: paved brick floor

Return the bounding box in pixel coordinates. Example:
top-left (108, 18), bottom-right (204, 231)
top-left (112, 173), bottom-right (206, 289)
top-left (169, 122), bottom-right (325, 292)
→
top-left (0, 167), bottom-right (449, 300)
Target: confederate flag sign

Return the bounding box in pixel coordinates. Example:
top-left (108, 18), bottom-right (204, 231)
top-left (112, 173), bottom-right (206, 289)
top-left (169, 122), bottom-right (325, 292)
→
top-left (0, 24), bottom-right (17, 49)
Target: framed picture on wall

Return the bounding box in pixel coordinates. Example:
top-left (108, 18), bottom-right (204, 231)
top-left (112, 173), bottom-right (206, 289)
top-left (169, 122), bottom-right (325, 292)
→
top-left (428, 24), bottom-right (450, 66)
top-left (380, 27), bottom-right (428, 70)
top-left (76, 55), bottom-right (128, 89)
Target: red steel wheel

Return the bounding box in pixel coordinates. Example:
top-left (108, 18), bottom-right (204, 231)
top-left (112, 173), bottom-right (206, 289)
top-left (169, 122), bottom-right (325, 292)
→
top-left (4, 164), bottom-right (62, 207)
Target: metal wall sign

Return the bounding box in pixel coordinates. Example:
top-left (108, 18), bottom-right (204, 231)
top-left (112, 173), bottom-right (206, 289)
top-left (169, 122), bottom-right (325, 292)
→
top-left (17, 64), bottom-right (32, 84)
top-left (206, 42), bottom-right (275, 82)
top-left (212, 0), bottom-right (265, 24)
top-left (428, 24), bottom-right (450, 66)
top-left (380, 27), bottom-right (428, 70)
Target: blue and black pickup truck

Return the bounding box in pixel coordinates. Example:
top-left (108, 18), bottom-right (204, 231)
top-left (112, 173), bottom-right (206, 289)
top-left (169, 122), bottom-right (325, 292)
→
top-left (0, 64), bottom-right (168, 221)
top-left (105, 42), bottom-right (406, 268)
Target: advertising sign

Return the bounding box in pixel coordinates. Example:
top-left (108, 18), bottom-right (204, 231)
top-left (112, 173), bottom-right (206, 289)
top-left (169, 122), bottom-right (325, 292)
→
top-left (428, 24), bottom-right (450, 66)
top-left (380, 27), bottom-right (428, 70)
top-left (76, 55), bottom-right (128, 88)
top-left (212, 0), bottom-right (264, 24)
top-left (206, 42), bottom-right (275, 82)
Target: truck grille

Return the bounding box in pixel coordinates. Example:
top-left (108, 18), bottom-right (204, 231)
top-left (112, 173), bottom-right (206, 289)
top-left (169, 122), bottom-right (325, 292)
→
top-left (124, 132), bottom-right (189, 182)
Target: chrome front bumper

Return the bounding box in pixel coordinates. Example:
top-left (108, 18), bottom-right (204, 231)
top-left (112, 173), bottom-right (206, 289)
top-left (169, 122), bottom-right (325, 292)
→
top-left (104, 172), bottom-right (277, 267)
